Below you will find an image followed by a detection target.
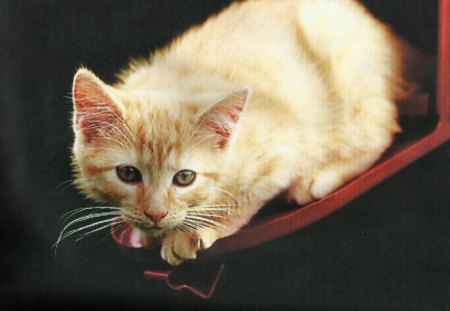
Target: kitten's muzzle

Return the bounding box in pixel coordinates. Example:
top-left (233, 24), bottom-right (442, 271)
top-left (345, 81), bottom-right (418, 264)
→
top-left (143, 210), bottom-right (168, 224)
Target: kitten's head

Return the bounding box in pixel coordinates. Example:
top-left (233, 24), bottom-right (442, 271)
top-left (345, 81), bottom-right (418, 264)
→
top-left (71, 68), bottom-right (250, 238)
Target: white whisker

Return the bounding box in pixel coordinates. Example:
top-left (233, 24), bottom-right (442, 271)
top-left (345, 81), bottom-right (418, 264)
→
top-left (121, 213), bottom-right (143, 224)
top-left (188, 132), bottom-right (216, 150)
top-left (185, 215), bottom-right (229, 230)
top-left (177, 225), bottom-right (196, 239)
top-left (76, 101), bottom-right (140, 149)
top-left (54, 210), bottom-right (122, 254)
top-left (97, 136), bottom-right (130, 150)
top-left (187, 206), bottom-right (233, 211)
top-left (51, 180), bottom-right (75, 193)
top-left (188, 212), bottom-right (229, 219)
top-left (57, 217), bottom-right (120, 245)
top-left (96, 120), bottom-right (135, 148)
top-left (76, 219), bottom-right (125, 242)
top-left (94, 105), bottom-right (140, 148)
top-left (214, 187), bottom-right (240, 207)
top-left (103, 221), bottom-right (128, 241)
top-left (183, 219), bottom-right (208, 231)
top-left (61, 206), bottom-right (121, 220)
top-left (59, 212), bottom-right (121, 236)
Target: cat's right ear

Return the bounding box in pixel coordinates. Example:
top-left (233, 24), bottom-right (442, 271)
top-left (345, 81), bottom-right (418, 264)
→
top-left (196, 87), bottom-right (251, 149)
top-left (72, 68), bottom-right (125, 142)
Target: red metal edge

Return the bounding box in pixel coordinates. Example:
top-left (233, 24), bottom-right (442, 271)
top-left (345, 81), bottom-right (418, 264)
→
top-left (209, 126), bottom-right (450, 255)
top-left (438, 0), bottom-right (450, 122)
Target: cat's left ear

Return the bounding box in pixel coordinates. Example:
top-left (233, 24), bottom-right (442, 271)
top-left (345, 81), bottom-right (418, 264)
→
top-left (197, 87), bottom-right (251, 148)
top-left (72, 68), bottom-right (125, 143)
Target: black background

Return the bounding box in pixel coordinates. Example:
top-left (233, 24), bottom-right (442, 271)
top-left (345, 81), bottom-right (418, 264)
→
top-left (1, 0), bottom-right (448, 310)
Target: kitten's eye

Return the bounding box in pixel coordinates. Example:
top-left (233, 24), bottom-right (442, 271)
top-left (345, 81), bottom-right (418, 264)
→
top-left (172, 169), bottom-right (196, 187)
top-left (116, 165), bottom-right (142, 183)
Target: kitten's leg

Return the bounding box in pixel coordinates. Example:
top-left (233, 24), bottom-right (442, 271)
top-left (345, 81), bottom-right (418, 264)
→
top-left (309, 151), bottom-right (384, 200)
top-left (289, 149), bottom-right (390, 204)
top-left (287, 175), bottom-right (314, 205)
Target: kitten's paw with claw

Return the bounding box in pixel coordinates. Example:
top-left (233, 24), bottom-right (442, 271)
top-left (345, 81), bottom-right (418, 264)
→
top-left (161, 232), bottom-right (199, 266)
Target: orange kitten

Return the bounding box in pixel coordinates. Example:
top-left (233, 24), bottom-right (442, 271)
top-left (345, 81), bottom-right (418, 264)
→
top-left (70, 0), bottom-right (416, 265)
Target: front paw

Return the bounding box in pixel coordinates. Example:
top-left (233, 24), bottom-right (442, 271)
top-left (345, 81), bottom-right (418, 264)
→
top-left (310, 170), bottom-right (343, 199)
top-left (287, 177), bottom-right (314, 205)
top-left (161, 232), bottom-right (199, 266)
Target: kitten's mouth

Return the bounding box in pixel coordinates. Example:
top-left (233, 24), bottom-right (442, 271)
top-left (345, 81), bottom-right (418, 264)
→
top-left (127, 221), bottom-right (166, 235)
top-left (144, 227), bottom-right (165, 234)
top-left (110, 223), bottom-right (161, 249)
top-left (149, 224), bottom-right (165, 231)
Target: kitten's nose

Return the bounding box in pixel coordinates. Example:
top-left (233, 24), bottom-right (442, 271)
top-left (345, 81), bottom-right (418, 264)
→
top-left (143, 210), bottom-right (168, 224)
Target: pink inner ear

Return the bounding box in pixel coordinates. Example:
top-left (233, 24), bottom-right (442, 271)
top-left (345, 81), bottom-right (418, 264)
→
top-left (73, 71), bottom-right (123, 142)
top-left (199, 88), bottom-right (249, 148)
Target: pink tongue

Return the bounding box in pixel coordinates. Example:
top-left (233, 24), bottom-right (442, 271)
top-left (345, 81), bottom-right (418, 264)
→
top-left (111, 223), bottom-right (147, 248)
